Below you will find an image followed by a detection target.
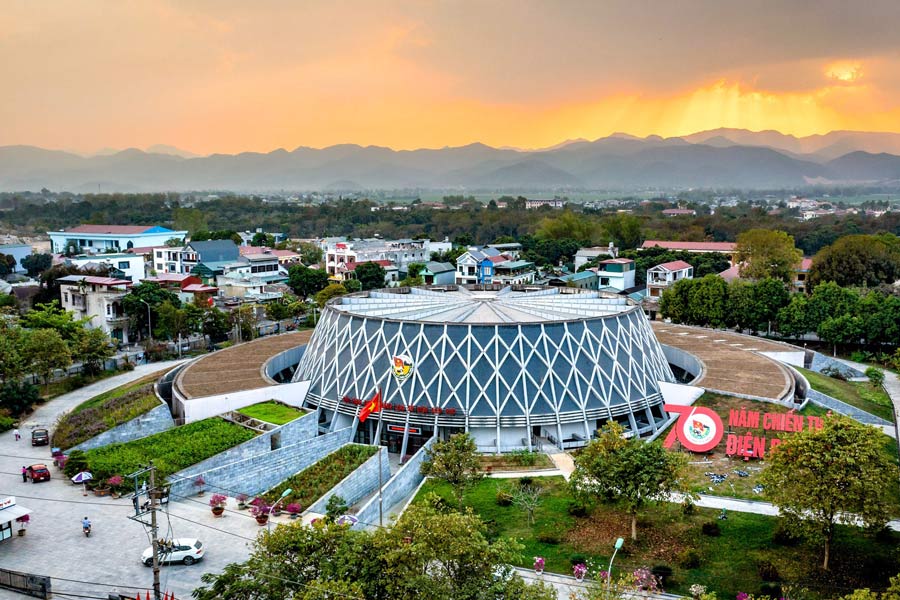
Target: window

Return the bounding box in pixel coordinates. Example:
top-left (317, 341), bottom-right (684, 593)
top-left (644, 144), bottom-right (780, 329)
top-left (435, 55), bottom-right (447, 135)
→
top-left (601, 277), bottom-right (610, 286)
top-left (118, 261), bottom-right (129, 269)
top-left (64, 292), bottom-right (69, 302)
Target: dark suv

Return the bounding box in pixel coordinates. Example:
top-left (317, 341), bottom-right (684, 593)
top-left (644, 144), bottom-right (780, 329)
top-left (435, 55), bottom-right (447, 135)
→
top-left (28, 464), bottom-right (51, 483)
top-left (31, 428), bottom-right (49, 446)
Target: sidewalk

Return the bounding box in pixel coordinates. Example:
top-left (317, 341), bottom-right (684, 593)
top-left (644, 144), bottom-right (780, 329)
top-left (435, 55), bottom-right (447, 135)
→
top-left (834, 357), bottom-right (900, 456)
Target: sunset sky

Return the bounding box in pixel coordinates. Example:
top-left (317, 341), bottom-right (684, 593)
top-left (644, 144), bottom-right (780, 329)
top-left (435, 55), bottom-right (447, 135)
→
top-left (5, 0), bottom-right (900, 155)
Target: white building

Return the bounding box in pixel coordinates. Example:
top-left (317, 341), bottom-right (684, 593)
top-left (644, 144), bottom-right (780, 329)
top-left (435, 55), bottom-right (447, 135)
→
top-left (646, 260), bottom-right (693, 299)
top-left (57, 275), bottom-right (133, 343)
top-left (596, 258), bottom-right (636, 292)
top-left (66, 253), bottom-right (145, 282)
top-left (574, 243), bottom-right (619, 271)
top-left (323, 239), bottom-right (437, 276)
top-left (48, 225), bottom-right (187, 255)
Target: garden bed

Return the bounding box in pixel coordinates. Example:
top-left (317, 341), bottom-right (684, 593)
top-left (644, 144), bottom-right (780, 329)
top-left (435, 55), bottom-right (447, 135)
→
top-left (479, 452), bottom-right (554, 472)
top-left (236, 401), bottom-right (306, 425)
top-left (74, 417), bottom-right (256, 483)
top-left (52, 377), bottom-right (162, 449)
top-left (414, 476), bottom-right (900, 598)
top-left (262, 444), bottom-right (378, 509)
top-left (797, 367), bottom-right (894, 422)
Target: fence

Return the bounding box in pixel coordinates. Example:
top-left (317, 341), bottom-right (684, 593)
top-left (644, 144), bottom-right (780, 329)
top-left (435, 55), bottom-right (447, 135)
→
top-left (0, 568), bottom-right (51, 599)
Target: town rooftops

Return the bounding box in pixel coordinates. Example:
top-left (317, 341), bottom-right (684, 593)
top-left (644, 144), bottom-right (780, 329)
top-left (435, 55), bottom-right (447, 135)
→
top-left (57, 275), bottom-right (132, 287)
top-left (60, 225), bottom-right (176, 235)
top-left (494, 260), bottom-right (533, 270)
top-left (641, 240), bottom-right (736, 252)
top-left (717, 264), bottom-right (742, 282)
top-left (423, 261), bottom-right (455, 273)
top-left (650, 260), bottom-right (693, 272)
top-left (186, 240), bottom-right (240, 262)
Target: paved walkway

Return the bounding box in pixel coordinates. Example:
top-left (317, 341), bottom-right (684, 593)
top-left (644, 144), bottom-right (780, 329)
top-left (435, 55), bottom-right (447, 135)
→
top-left (0, 360), bottom-right (267, 600)
top-left (547, 450), bottom-right (576, 481)
top-left (834, 357), bottom-right (900, 453)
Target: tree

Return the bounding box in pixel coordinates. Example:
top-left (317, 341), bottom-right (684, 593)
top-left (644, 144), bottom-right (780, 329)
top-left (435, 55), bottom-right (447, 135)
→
top-left (808, 233), bottom-right (900, 291)
top-left (343, 279), bottom-right (362, 292)
top-left (73, 328), bottom-right (114, 376)
top-left (122, 282), bottom-right (180, 339)
top-left (0, 254), bottom-right (15, 276)
top-left (510, 483), bottom-right (543, 526)
top-left (155, 300), bottom-right (189, 339)
top-left (686, 274), bottom-right (728, 328)
top-left (601, 213), bottom-right (643, 249)
top-left (806, 281), bottom-right (859, 331)
top-left (202, 307), bottom-right (230, 342)
top-left (26, 328), bottom-right (72, 393)
top-left (324, 495), bottom-right (348, 521)
top-left (287, 265), bottom-right (329, 299)
top-left (315, 283), bottom-right (348, 308)
top-left (20, 253), bottom-right (52, 277)
top-left (264, 300), bottom-right (293, 321)
top-left (570, 421), bottom-right (687, 540)
top-left (659, 278), bottom-right (692, 323)
top-left (355, 261), bottom-right (387, 291)
top-left (164, 237), bottom-right (184, 247)
top-left (251, 232), bottom-right (275, 247)
top-left (420, 433), bottom-right (484, 509)
top-left (735, 229), bottom-right (802, 282)
top-left (296, 241), bottom-right (323, 265)
top-left (776, 293), bottom-right (810, 339)
top-left (818, 314), bottom-right (863, 356)
top-left (0, 322), bottom-right (30, 384)
top-left (21, 301), bottom-right (91, 343)
top-left (760, 416), bottom-right (897, 570)
top-left (0, 380), bottom-right (41, 417)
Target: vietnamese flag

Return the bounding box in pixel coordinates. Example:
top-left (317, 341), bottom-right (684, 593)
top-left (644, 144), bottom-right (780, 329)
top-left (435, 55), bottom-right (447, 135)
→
top-left (358, 389), bottom-right (382, 423)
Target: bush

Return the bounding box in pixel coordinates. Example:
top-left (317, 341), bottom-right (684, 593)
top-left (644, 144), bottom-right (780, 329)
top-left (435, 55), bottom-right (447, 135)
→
top-left (536, 530), bottom-right (561, 545)
top-left (866, 366), bottom-right (885, 388)
top-left (678, 549), bottom-right (701, 569)
top-left (325, 495), bottom-right (348, 520)
top-left (772, 519), bottom-right (801, 546)
top-left (701, 521), bottom-right (720, 537)
top-left (63, 450), bottom-right (90, 478)
top-left (756, 559), bottom-right (781, 582)
top-left (0, 414), bottom-right (15, 432)
top-left (519, 476), bottom-right (534, 487)
top-left (509, 449), bottom-right (538, 466)
top-left (0, 381), bottom-right (41, 417)
top-left (495, 490), bottom-right (513, 506)
top-left (567, 501), bottom-right (589, 518)
top-left (681, 499), bottom-right (696, 515)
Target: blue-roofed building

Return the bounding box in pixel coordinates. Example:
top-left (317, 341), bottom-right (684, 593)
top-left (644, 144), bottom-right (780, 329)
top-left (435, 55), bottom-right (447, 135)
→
top-left (48, 225), bottom-right (187, 255)
top-left (547, 270), bottom-right (598, 290)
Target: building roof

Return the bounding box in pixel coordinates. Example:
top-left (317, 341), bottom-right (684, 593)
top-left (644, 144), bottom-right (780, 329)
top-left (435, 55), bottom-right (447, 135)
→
top-left (423, 261), bottom-right (455, 274)
top-left (126, 246), bottom-right (164, 255)
top-left (650, 260), bottom-right (693, 272)
top-left (494, 260), bottom-right (534, 270)
top-left (143, 273), bottom-right (197, 284)
top-left (599, 258), bottom-right (635, 265)
top-left (342, 259), bottom-right (395, 272)
top-left (799, 258), bottom-right (813, 271)
top-left (641, 240), bottom-right (736, 252)
top-left (57, 275), bottom-right (132, 287)
top-left (62, 225), bottom-right (175, 235)
top-left (662, 208), bottom-right (696, 215)
top-left (717, 264), bottom-right (742, 282)
top-left (187, 240), bottom-right (240, 262)
top-left (487, 255), bottom-right (508, 264)
top-left (183, 283), bottom-right (219, 293)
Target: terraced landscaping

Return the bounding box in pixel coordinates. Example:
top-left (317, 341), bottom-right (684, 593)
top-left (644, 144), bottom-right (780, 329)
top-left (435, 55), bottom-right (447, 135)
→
top-left (236, 401), bottom-right (306, 425)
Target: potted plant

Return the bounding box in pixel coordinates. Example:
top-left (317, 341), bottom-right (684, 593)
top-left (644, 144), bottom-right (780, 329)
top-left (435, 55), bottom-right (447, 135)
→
top-left (533, 556), bottom-right (545, 575)
top-left (251, 502), bottom-right (270, 525)
top-left (193, 475), bottom-right (206, 497)
top-left (236, 493), bottom-right (249, 510)
top-left (573, 563), bottom-right (587, 583)
top-left (209, 494), bottom-right (227, 517)
top-left (93, 479), bottom-right (111, 497)
top-left (107, 475), bottom-right (124, 499)
top-left (16, 514), bottom-right (30, 536)
top-left (286, 503), bottom-right (302, 520)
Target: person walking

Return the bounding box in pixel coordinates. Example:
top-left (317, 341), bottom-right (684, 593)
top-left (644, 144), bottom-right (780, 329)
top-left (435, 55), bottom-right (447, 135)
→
top-left (13, 428), bottom-right (20, 441)
top-left (22, 466), bottom-right (28, 483)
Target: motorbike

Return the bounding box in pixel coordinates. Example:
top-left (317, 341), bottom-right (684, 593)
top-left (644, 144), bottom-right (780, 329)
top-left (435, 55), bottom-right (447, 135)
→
top-left (83, 524), bottom-right (91, 537)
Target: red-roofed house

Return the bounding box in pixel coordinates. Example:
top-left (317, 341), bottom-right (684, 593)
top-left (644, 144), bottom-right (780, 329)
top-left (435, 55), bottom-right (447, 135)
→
top-left (641, 240), bottom-right (736, 261)
top-left (57, 275), bottom-right (133, 343)
top-left (661, 209), bottom-right (697, 217)
top-left (646, 260), bottom-right (694, 298)
top-left (792, 258), bottom-right (814, 293)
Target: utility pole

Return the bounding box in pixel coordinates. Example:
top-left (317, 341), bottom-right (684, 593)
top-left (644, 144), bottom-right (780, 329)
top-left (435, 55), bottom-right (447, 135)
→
top-left (149, 464), bottom-right (161, 600)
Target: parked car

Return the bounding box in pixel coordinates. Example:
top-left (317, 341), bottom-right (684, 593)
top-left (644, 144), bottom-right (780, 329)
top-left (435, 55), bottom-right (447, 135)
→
top-left (27, 464), bottom-right (51, 483)
top-left (142, 538), bottom-right (204, 566)
top-left (31, 429), bottom-right (49, 446)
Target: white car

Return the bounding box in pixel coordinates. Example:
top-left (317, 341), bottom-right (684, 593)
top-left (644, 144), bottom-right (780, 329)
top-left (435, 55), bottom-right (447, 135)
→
top-left (142, 538), bottom-right (204, 566)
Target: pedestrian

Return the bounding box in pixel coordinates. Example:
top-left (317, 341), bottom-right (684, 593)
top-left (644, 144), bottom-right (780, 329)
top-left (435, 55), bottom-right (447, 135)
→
top-left (13, 428), bottom-right (20, 441)
top-left (22, 466), bottom-right (28, 483)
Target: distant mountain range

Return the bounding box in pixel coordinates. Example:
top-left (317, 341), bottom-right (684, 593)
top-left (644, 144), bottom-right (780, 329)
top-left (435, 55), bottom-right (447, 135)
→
top-left (3, 129), bottom-right (900, 192)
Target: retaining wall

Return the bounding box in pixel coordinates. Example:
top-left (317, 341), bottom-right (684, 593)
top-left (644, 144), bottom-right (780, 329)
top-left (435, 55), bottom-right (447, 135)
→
top-left (807, 389), bottom-right (891, 427)
top-left (68, 402), bottom-right (175, 453)
top-left (810, 352), bottom-right (865, 379)
top-left (168, 425), bottom-right (352, 499)
top-left (180, 381), bottom-right (311, 424)
top-left (306, 447), bottom-right (391, 517)
top-left (354, 436), bottom-right (435, 530)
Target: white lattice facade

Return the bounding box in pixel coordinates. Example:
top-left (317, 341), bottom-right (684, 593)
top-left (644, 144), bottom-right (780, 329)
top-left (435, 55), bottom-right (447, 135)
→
top-left (292, 286), bottom-right (674, 453)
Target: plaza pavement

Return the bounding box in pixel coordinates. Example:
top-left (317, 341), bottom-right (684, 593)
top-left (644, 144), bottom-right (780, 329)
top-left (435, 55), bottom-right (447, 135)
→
top-left (0, 360), bottom-right (264, 600)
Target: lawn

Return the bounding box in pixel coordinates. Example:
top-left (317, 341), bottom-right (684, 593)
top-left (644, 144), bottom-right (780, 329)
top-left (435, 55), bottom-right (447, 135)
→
top-left (798, 367), bottom-right (894, 422)
top-left (80, 417), bottom-right (256, 482)
top-left (262, 444), bottom-right (377, 510)
top-left (415, 476), bottom-right (900, 598)
top-left (236, 401), bottom-right (306, 425)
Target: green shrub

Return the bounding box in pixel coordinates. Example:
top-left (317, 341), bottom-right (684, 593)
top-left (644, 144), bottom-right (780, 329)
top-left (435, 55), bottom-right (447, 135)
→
top-left (866, 366), bottom-right (885, 388)
top-left (263, 444), bottom-right (377, 508)
top-left (651, 565), bottom-right (673, 586)
top-left (772, 519), bottom-right (801, 546)
top-left (0, 414), bottom-right (15, 432)
top-left (756, 559), bottom-right (781, 582)
top-left (509, 449), bottom-right (538, 466)
top-left (678, 548), bottom-right (701, 568)
top-left (519, 476), bottom-right (534, 487)
top-left (681, 498), bottom-right (696, 515)
top-left (496, 490), bottom-right (513, 506)
top-left (701, 521), bottom-right (721, 537)
top-left (0, 381), bottom-right (41, 417)
top-left (64, 450), bottom-right (89, 478)
top-left (567, 500), bottom-right (589, 517)
top-left (569, 554), bottom-right (587, 567)
top-left (325, 495), bottom-right (348, 520)
top-left (536, 530), bottom-right (561, 545)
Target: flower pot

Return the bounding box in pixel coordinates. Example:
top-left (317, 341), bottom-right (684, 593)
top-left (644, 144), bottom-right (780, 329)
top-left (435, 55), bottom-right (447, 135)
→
top-left (534, 569), bottom-right (543, 576)
top-left (196, 491), bottom-right (205, 497)
top-left (255, 515), bottom-right (269, 526)
top-left (271, 509), bottom-right (282, 517)
top-left (17, 529), bottom-right (25, 536)
top-left (93, 488), bottom-right (110, 497)
top-left (111, 492), bottom-right (120, 499)
top-left (237, 502), bottom-right (247, 510)
top-left (211, 506), bottom-right (225, 518)
top-left (289, 513), bottom-right (299, 520)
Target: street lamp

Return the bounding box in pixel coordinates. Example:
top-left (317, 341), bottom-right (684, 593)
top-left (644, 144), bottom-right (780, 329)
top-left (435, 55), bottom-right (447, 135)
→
top-left (606, 537), bottom-right (624, 592)
top-left (268, 488), bottom-right (293, 533)
top-left (138, 298), bottom-right (152, 342)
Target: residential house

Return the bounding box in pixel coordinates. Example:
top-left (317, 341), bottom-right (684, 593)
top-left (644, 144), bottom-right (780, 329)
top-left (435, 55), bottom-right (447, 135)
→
top-left (641, 240), bottom-right (736, 264)
top-left (646, 260), bottom-right (694, 299)
top-left (48, 225), bottom-right (187, 255)
top-left (662, 208), bottom-right (697, 217)
top-left (323, 239), bottom-right (435, 276)
top-left (336, 260), bottom-right (399, 286)
top-left (421, 262), bottom-right (456, 285)
top-left (142, 273), bottom-right (219, 305)
top-left (57, 275), bottom-right (132, 343)
top-left (455, 250), bottom-right (498, 285)
top-left (242, 253), bottom-right (289, 284)
top-left (239, 246), bottom-right (301, 266)
top-left (493, 260), bottom-right (536, 285)
top-left (486, 243), bottom-right (522, 259)
top-left (182, 240), bottom-right (240, 274)
top-left (596, 258), bottom-right (636, 292)
top-left (547, 271), bottom-right (598, 290)
top-left (525, 199), bottom-right (565, 209)
top-left (152, 246), bottom-right (187, 274)
top-left (574, 243), bottom-right (619, 271)
top-left (792, 258), bottom-right (814, 293)
top-left (66, 253), bottom-right (145, 282)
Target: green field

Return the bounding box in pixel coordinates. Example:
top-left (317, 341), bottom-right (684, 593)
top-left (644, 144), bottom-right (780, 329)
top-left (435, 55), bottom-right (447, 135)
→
top-left (415, 476), bottom-right (900, 597)
top-left (798, 367), bottom-right (894, 422)
top-left (236, 401), bottom-right (306, 425)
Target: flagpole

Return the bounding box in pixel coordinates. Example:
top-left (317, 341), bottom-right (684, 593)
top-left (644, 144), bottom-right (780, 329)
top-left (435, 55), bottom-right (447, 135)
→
top-left (378, 386), bottom-right (383, 528)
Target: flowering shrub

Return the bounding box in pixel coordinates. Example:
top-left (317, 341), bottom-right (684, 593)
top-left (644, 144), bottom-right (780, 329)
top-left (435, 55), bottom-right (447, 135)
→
top-left (52, 384), bottom-right (160, 449)
top-left (107, 475), bottom-right (124, 487)
top-left (736, 593), bottom-right (749, 600)
top-left (533, 557), bottom-right (545, 571)
top-left (236, 493), bottom-right (248, 504)
top-left (690, 584), bottom-right (707, 598)
top-left (573, 563), bottom-right (587, 579)
top-left (209, 493), bottom-right (227, 508)
top-left (193, 475), bottom-right (206, 488)
top-left (250, 502), bottom-right (271, 517)
top-left (286, 503), bottom-right (302, 515)
top-left (633, 567), bottom-right (661, 592)
top-left (16, 514), bottom-right (30, 525)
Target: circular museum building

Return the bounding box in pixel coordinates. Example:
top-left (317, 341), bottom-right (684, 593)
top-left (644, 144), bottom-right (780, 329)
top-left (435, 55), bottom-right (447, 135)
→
top-left (291, 285), bottom-right (674, 455)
